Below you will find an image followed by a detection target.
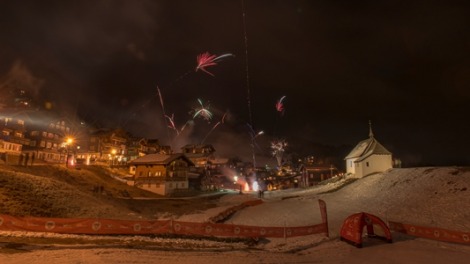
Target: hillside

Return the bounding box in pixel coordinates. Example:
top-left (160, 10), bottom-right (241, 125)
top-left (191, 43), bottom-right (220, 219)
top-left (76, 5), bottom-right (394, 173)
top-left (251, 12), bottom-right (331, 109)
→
top-left (0, 164), bottom-right (221, 220)
top-left (1, 166), bottom-right (470, 263)
top-left (228, 166), bottom-right (470, 235)
top-left (1, 165), bottom-right (469, 232)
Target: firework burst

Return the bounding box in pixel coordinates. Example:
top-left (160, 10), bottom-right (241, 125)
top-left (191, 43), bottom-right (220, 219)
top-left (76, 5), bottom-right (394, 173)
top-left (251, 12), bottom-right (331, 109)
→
top-left (195, 52), bottom-right (234, 76)
top-left (193, 98), bottom-right (213, 121)
top-left (271, 139), bottom-right (288, 167)
top-left (275, 95), bottom-right (286, 114)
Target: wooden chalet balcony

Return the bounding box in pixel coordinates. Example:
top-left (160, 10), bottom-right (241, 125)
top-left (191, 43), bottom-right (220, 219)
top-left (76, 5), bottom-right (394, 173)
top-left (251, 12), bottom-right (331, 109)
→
top-left (135, 176), bottom-right (187, 183)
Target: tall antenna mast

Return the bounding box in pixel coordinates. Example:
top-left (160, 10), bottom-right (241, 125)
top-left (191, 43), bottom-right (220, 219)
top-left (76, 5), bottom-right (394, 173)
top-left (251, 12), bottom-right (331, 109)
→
top-left (241, 0), bottom-right (253, 127)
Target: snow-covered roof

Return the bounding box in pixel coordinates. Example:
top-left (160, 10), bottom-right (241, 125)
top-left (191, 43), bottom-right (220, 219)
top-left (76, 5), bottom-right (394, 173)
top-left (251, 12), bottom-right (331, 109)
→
top-left (344, 136), bottom-right (391, 161)
top-left (129, 153), bottom-right (194, 166)
top-left (184, 152), bottom-right (212, 159)
top-left (209, 158), bottom-right (229, 165)
top-left (344, 122), bottom-right (392, 162)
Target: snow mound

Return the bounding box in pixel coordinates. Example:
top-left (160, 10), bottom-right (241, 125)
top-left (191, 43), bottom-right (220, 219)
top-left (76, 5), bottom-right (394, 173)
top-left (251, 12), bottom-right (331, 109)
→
top-left (226, 167), bottom-right (470, 236)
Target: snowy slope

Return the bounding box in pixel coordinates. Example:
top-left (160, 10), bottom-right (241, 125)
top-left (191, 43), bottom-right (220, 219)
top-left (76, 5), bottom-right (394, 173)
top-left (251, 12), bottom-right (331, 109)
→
top-left (1, 167), bottom-right (470, 263)
top-left (227, 167), bottom-right (470, 235)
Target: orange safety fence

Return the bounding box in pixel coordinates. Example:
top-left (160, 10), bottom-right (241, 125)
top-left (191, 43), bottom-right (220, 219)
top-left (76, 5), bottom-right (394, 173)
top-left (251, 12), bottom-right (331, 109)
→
top-left (0, 214), bottom-right (172, 235)
top-left (171, 221), bottom-right (327, 238)
top-left (389, 221), bottom-right (470, 245)
top-left (0, 199), bottom-right (329, 239)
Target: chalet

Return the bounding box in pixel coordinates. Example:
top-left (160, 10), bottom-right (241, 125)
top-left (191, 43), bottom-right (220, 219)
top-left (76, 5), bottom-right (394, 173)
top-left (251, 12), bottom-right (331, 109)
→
top-left (180, 144), bottom-right (230, 175)
top-left (129, 153), bottom-right (194, 196)
top-left (344, 122), bottom-right (392, 177)
top-left (140, 138), bottom-right (172, 155)
top-left (0, 110), bottom-right (28, 164)
top-left (0, 139), bottom-right (23, 164)
top-left (88, 128), bottom-right (128, 164)
top-left (21, 111), bottom-right (79, 165)
top-left (300, 165), bottom-right (338, 187)
top-left (181, 144), bottom-right (215, 168)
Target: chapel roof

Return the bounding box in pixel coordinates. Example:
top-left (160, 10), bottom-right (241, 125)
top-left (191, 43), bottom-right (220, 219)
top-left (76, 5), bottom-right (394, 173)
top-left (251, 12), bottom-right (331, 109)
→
top-left (344, 121), bottom-right (391, 162)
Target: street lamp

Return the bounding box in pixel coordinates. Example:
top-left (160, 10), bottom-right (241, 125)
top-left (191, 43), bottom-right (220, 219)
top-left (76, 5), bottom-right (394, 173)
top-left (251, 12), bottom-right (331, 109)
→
top-left (233, 175), bottom-right (243, 194)
top-left (65, 137), bottom-right (74, 168)
top-left (111, 149), bottom-right (117, 166)
top-left (250, 130), bottom-right (264, 173)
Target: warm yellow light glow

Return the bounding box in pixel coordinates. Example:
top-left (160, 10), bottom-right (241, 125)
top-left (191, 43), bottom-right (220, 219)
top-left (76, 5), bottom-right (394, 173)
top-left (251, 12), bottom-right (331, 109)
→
top-left (111, 149), bottom-right (117, 155)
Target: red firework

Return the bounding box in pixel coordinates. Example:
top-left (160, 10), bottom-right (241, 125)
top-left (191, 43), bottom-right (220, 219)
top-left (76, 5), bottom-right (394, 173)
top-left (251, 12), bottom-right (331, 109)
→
top-left (195, 52), bottom-right (234, 76)
top-left (276, 95), bottom-right (286, 113)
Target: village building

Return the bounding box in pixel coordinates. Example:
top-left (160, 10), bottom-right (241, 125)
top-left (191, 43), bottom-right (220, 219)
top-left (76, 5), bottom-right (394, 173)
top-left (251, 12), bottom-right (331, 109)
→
top-left (126, 138), bottom-right (172, 162)
top-left (87, 128), bottom-right (128, 165)
top-left (300, 165), bottom-right (338, 187)
top-left (129, 153), bottom-right (194, 196)
top-left (181, 144), bottom-right (215, 168)
top-left (344, 122), bottom-right (393, 177)
top-left (0, 139), bottom-right (23, 164)
top-left (0, 110), bottom-right (28, 164)
top-left (180, 144), bottom-right (231, 191)
top-left (19, 111), bottom-right (79, 165)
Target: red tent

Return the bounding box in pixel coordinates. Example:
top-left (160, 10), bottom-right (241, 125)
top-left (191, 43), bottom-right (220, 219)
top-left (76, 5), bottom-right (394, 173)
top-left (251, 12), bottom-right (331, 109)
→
top-left (340, 212), bottom-right (392, 248)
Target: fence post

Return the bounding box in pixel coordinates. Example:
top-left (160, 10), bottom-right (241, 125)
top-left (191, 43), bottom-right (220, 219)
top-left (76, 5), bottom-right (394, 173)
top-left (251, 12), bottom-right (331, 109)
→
top-left (318, 199), bottom-right (329, 238)
top-left (284, 221), bottom-right (287, 242)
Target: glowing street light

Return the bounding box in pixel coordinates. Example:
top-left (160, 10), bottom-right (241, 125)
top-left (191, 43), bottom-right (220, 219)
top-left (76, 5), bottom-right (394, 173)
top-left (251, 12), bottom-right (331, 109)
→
top-left (250, 129), bottom-right (264, 173)
top-left (110, 149), bottom-right (117, 166)
top-left (64, 137), bottom-right (74, 168)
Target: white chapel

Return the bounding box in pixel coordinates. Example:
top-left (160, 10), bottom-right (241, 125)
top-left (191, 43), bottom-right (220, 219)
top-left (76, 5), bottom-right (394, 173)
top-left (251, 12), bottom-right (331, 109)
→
top-left (344, 121), bottom-right (393, 177)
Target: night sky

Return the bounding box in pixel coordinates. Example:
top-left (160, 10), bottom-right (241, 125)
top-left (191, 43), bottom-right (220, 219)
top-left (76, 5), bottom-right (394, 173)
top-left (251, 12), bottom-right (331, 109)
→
top-left (1, 1), bottom-right (469, 167)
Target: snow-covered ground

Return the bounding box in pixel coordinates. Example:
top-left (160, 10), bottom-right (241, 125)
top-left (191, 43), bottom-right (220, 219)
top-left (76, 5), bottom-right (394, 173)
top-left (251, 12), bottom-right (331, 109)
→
top-left (1, 167), bottom-right (470, 263)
